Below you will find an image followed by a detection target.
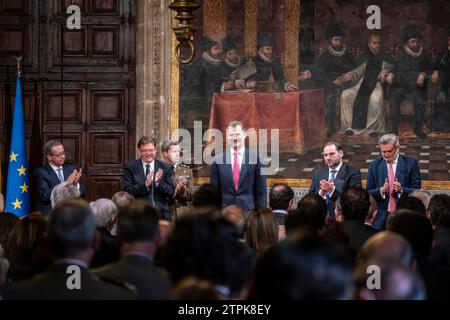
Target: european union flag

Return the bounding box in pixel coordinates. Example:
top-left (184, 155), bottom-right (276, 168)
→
top-left (5, 76), bottom-right (30, 217)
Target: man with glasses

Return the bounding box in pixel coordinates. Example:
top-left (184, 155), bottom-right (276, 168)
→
top-left (34, 140), bottom-right (87, 215)
top-left (122, 136), bottom-right (175, 221)
top-left (366, 134), bottom-right (421, 230)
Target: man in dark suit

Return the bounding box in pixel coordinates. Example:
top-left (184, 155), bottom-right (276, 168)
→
top-left (34, 140), bottom-right (87, 215)
top-left (0, 199), bottom-right (135, 300)
top-left (122, 136), bottom-right (174, 221)
top-left (309, 141), bottom-right (362, 219)
top-left (269, 183), bottom-right (294, 226)
top-left (210, 121), bottom-right (267, 213)
top-left (367, 134), bottom-right (421, 230)
top-left (92, 200), bottom-right (171, 300)
top-left (335, 187), bottom-right (377, 252)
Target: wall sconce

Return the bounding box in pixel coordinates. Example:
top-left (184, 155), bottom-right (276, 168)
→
top-left (169, 0), bottom-right (201, 64)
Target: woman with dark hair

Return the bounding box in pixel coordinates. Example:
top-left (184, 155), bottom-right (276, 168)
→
top-left (243, 208), bottom-right (278, 254)
top-left (4, 212), bottom-right (53, 283)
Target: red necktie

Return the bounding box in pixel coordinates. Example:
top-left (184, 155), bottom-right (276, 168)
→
top-left (233, 151), bottom-right (240, 191)
top-left (388, 161), bottom-right (396, 212)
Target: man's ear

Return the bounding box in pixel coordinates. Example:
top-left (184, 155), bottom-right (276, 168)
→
top-left (287, 199), bottom-right (294, 211)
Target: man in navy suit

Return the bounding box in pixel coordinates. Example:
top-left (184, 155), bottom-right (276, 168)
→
top-left (122, 136), bottom-right (175, 221)
top-left (34, 140), bottom-right (87, 215)
top-left (367, 134), bottom-right (421, 230)
top-left (309, 141), bottom-right (362, 219)
top-left (210, 121), bottom-right (267, 213)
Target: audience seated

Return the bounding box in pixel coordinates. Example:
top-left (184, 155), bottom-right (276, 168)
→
top-left (222, 205), bottom-right (246, 237)
top-left (4, 212), bottom-right (52, 283)
top-left (243, 208), bottom-right (278, 254)
top-left (89, 199), bottom-right (120, 268)
top-left (335, 187), bottom-right (377, 252)
top-left (285, 194), bottom-right (327, 236)
top-left (92, 200), bottom-right (171, 299)
top-left (50, 181), bottom-right (81, 210)
top-left (167, 277), bottom-right (225, 300)
top-left (0, 212), bottom-right (18, 252)
top-left (192, 184), bottom-right (223, 212)
top-left (0, 199), bottom-right (135, 300)
top-left (428, 194), bottom-right (450, 266)
top-left (396, 194), bottom-right (426, 215)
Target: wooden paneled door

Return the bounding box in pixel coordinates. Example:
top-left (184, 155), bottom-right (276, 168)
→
top-left (0, 0), bottom-right (136, 203)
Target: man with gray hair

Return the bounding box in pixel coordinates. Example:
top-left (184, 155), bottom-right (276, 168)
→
top-left (366, 133), bottom-right (421, 229)
top-left (50, 181), bottom-right (81, 209)
top-left (34, 140), bottom-right (86, 215)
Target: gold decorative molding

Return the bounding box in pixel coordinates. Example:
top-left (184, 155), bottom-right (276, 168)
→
top-left (170, 10), bottom-right (180, 136)
top-left (203, 0), bottom-right (227, 41)
top-left (284, 0), bottom-right (300, 83)
top-left (244, 0), bottom-right (257, 58)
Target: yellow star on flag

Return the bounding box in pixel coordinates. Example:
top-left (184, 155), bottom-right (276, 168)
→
top-left (17, 165), bottom-right (27, 176)
top-left (12, 198), bottom-right (23, 210)
top-left (20, 182), bottom-right (28, 194)
top-left (10, 151), bottom-right (18, 162)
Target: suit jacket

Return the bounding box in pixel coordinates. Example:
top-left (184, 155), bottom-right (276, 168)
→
top-left (342, 220), bottom-right (377, 252)
top-left (34, 163), bottom-right (87, 215)
top-left (167, 163), bottom-right (194, 219)
top-left (366, 155), bottom-right (421, 230)
top-left (122, 159), bottom-right (175, 220)
top-left (0, 262), bottom-right (135, 300)
top-left (92, 254), bottom-right (172, 300)
top-left (308, 164), bottom-right (362, 217)
top-left (210, 149), bottom-right (267, 213)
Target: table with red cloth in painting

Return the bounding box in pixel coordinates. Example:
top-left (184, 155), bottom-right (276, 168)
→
top-left (208, 89), bottom-right (326, 153)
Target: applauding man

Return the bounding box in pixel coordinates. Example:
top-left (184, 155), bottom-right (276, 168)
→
top-left (309, 141), bottom-right (362, 219)
top-left (122, 136), bottom-right (175, 221)
top-left (34, 140), bottom-right (87, 215)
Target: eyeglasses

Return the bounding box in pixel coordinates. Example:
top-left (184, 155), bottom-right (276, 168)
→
top-left (51, 152), bottom-right (66, 158)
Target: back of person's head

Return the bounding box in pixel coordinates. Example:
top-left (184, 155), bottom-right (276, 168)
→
top-left (285, 194), bottom-right (327, 234)
top-left (50, 181), bottom-right (81, 209)
top-left (338, 187), bottom-right (370, 221)
top-left (428, 194), bottom-right (450, 228)
top-left (357, 231), bottom-right (413, 268)
top-left (168, 277), bottom-right (225, 300)
top-left (117, 200), bottom-right (160, 243)
top-left (409, 190), bottom-right (432, 211)
top-left (0, 212), bottom-right (19, 250)
top-left (354, 262), bottom-right (426, 300)
top-left (5, 212), bottom-right (52, 279)
top-left (387, 209), bottom-right (433, 262)
top-left (162, 212), bottom-right (253, 297)
top-left (253, 230), bottom-right (354, 299)
top-left (243, 208), bottom-right (278, 253)
top-left (269, 183), bottom-right (294, 211)
top-left (192, 184), bottom-right (222, 211)
top-left (49, 199), bottom-right (96, 258)
top-left (396, 195), bottom-right (426, 215)
top-left (111, 191), bottom-right (135, 210)
top-left (89, 198), bottom-right (117, 229)
top-left (222, 205), bottom-right (245, 235)
top-left (320, 220), bottom-right (350, 246)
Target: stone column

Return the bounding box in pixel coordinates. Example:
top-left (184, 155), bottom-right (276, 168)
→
top-left (135, 0), bottom-right (172, 153)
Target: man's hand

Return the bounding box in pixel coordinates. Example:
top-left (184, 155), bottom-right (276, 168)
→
top-left (333, 74), bottom-right (349, 85)
top-left (378, 72), bottom-right (386, 84)
top-left (154, 168), bottom-right (163, 185)
top-left (285, 82), bottom-right (299, 91)
top-left (67, 169), bottom-right (82, 185)
top-left (393, 178), bottom-right (403, 193)
top-left (431, 71), bottom-right (439, 84)
top-left (175, 177), bottom-right (187, 195)
top-left (145, 169), bottom-right (154, 188)
top-left (416, 74), bottom-right (425, 87)
top-left (299, 70), bottom-right (312, 81)
top-left (235, 79), bottom-right (246, 89)
top-left (224, 81), bottom-right (234, 90)
top-left (380, 178), bottom-right (389, 195)
top-left (246, 80), bottom-right (257, 89)
top-left (386, 73), bottom-right (394, 85)
top-left (319, 179), bottom-right (335, 193)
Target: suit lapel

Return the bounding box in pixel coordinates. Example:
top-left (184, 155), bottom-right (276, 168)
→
top-left (380, 158), bottom-right (388, 184)
top-left (225, 152), bottom-right (234, 191)
top-left (395, 155), bottom-right (404, 181)
top-left (336, 164), bottom-right (346, 180)
top-left (46, 164), bottom-right (61, 186)
top-left (136, 159), bottom-right (146, 184)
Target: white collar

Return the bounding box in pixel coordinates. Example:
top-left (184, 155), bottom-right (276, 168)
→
top-left (231, 147), bottom-right (245, 155)
top-left (258, 51), bottom-right (273, 63)
top-left (404, 44), bottom-right (423, 58)
top-left (225, 56), bottom-right (241, 68)
top-left (329, 161), bottom-right (343, 173)
top-left (327, 44), bottom-right (346, 57)
top-left (142, 159), bottom-right (154, 167)
top-left (202, 51), bottom-right (222, 65)
top-left (49, 163), bottom-right (62, 171)
top-left (387, 154), bottom-right (400, 165)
